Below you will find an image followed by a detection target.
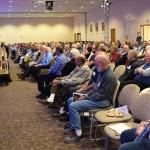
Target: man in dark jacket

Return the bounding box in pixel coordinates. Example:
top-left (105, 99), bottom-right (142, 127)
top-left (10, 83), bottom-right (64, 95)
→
top-left (64, 53), bottom-right (117, 143)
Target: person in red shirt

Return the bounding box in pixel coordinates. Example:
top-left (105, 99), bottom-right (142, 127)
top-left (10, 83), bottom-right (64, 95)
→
top-left (109, 45), bottom-right (120, 63)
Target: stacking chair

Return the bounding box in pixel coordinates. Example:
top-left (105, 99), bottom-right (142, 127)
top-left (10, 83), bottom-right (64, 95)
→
top-left (104, 92), bottom-right (150, 150)
top-left (113, 65), bottom-right (126, 79)
top-left (109, 63), bottom-right (115, 72)
top-left (94, 84), bottom-right (140, 141)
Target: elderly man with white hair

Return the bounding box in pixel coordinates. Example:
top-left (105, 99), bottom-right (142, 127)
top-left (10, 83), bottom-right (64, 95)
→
top-left (64, 53), bottom-right (117, 143)
top-left (119, 48), bottom-right (150, 91)
top-left (17, 45), bottom-right (53, 80)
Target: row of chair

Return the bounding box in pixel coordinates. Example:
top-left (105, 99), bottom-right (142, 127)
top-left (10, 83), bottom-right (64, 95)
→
top-left (92, 85), bottom-right (150, 150)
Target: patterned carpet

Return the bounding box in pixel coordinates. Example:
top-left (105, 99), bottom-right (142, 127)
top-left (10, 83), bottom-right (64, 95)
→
top-left (0, 61), bottom-right (118, 150)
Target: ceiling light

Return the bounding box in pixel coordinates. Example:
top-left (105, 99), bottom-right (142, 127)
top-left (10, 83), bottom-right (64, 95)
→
top-left (90, 1), bottom-right (94, 4)
top-left (72, 9), bottom-right (76, 12)
top-left (38, 0), bottom-right (43, 3)
top-left (9, 6), bottom-right (12, 8)
top-left (9, 1), bottom-right (13, 2)
top-left (80, 6), bottom-right (84, 9)
top-left (34, 5), bottom-right (37, 8)
top-left (101, 0), bottom-right (111, 8)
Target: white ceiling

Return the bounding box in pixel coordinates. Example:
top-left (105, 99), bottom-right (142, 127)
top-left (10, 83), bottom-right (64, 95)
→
top-left (0, 0), bottom-right (103, 17)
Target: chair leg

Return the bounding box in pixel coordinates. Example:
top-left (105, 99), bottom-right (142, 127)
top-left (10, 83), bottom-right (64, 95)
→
top-left (89, 113), bottom-right (94, 140)
top-left (105, 135), bottom-right (109, 150)
top-left (94, 121), bottom-right (98, 141)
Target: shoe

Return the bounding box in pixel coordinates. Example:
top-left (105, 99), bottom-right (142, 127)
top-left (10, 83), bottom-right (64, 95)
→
top-left (64, 123), bottom-right (70, 129)
top-left (17, 73), bottom-right (25, 80)
top-left (59, 113), bottom-right (69, 122)
top-left (38, 99), bottom-right (48, 104)
top-left (64, 128), bottom-right (75, 134)
top-left (36, 94), bottom-right (46, 99)
top-left (64, 135), bottom-right (83, 143)
top-left (48, 103), bottom-right (54, 108)
top-left (52, 113), bottom-right (60, 118)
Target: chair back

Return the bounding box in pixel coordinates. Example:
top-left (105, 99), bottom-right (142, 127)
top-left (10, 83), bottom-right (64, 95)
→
top-left (109, 63), bottom-right (115, 72)
top-left (112, 80), bottom-right (120, 107)
top-left (131, 93), bottom-right (150, 121)
top-left (113, 65), bottom-right (126, 79)
top-left (118, 84), bottom-right (140, 111)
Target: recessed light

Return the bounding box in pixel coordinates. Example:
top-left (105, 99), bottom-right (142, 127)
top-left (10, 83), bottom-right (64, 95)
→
top-left (90, 1), bottom-right (94, 4)
top-left (34, 5), bottom-right (37, 8)
top-left (9, 6), bottom-right (12, 8)
top-left (81, 6), bottom-right (84, 9)
top-left (72, 9), bottom-right (76, 12)
top-left (38, 0), bottom-right (43, 3)
top-left (30, 9), bottom-right (34, 12)
top-left (9, 1), bottom-right (13, 3)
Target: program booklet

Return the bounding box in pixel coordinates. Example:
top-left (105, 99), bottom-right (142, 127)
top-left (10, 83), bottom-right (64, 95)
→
top-left (73, 92), bottom-right (87, 101)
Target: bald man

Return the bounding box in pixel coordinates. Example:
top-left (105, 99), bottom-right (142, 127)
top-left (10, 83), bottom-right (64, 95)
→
top-left (64, 53), bottom-right (117, 143)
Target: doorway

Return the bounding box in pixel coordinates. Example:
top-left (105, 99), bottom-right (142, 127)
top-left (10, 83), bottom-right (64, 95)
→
top-left (140, 24), bottom-right (150, 41)
top-left (111, 28), bottom-right (116, 43)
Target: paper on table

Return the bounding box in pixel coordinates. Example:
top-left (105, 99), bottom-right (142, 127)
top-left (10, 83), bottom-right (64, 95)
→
top-left (116, 105), bottom-right (129, 115)
top-left (108, 123), bottom-right (131, 135)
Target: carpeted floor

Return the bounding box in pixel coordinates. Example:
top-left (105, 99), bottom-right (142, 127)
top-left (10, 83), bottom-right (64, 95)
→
top-left (0, 61), bottom-right (118, 150)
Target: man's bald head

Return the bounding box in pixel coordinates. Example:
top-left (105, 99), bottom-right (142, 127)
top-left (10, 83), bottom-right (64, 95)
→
top-left (75, 54), bottom-right (86, 67)
top-left (94, 53), bottom-right (110, 72)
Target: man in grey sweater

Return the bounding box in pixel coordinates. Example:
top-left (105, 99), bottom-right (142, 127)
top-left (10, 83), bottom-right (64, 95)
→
top-left (64, 53), bottom-right (117, 143)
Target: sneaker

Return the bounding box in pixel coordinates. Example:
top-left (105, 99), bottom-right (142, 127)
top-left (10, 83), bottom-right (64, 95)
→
top-left (36, 94), bottom-right (46, 99)
top-left (64, 123), bottom-right (70, 129)
top-left (59, 113), bottom-right (69, 122)
top-left (17, 73), bottom-right (25, 80)
top-left (64, 128), bottom-right (75, 134)
top-left (38, 99), bottom-right (48, 104)
top-left (64, 135), bottom-right (83, 143)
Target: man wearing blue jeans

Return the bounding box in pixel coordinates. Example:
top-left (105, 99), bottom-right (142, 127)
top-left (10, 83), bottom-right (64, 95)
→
top-left (119, 121), bottom-right (150, 150)
top-left (64, 53), bottom-right (117, 143)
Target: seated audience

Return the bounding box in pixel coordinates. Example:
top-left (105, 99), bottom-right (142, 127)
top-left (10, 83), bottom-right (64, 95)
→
top-left (119, 50), bottom-right (144, 83)
top-left (36, 46), bottom-right (69, 99)
top-left (48, 54), bottom-right (92, 110)
top-left (64, 53), bottom-right (117, 143)
top-left (138, 41), bottom-right (147, 59)
top-left (17, 45), bottom-right (53, 80)
top-left (86, 42), bottom-right (106, 68)
top-left (109, 45), bottom-right (120, 63)
top-left (115, 44), bottom-right (129, 67)
top-left (119, 49), bottom-right (150, 91)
